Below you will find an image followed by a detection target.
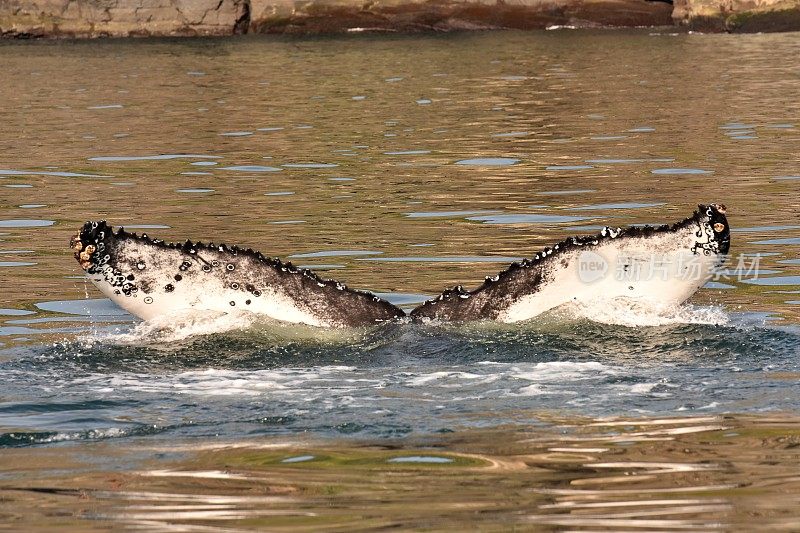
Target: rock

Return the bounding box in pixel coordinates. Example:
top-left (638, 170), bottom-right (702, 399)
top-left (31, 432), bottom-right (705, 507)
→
top-left (248, 0), bottom-right (674, 34)
top-left (0, 0), bottom-right (249, 38)
top-left (0, 0), bottom-right (798, 38)
top-left (672, 0), bottom-right (800, 31)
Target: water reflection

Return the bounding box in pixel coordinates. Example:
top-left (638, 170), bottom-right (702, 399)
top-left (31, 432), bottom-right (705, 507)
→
top-left (1, 415), bottom-right (797, 530)
top-left (0, 31), bottom-right (799, 528)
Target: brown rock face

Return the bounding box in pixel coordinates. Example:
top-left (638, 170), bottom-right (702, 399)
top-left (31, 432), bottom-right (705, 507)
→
top-left (248, 0), bottom-right (674, 34)
top-left (0, 0), bottom-right (249, 38)
top-left (672, 0), bottom-right (800, 31)
top-left (0, 0), bottom-right (798, 37)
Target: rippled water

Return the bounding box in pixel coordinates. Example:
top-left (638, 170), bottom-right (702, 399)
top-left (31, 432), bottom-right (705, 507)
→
top-left (0, 30), bottom-right (799, 529)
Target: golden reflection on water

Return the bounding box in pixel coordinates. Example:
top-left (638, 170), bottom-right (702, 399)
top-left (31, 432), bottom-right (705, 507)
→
top-left (1, 415), bottom-right (799, 530)
top-left (0, 31), bottom-right (798, 531)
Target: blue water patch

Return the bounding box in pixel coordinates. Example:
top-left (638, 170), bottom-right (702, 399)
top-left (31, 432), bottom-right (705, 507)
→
top-left (190, 161), bottom-right (218, 166)
top-left (774, 176), bottom-right (800, 181)
top-left (281, 455), bottom-right (315, 464)
top-left (752, 238), bottom-right (800, 245)
top-left (572, 202), bottom-right (665, 210)
top-left (704, 281), bottom-right (736, 289)
top-left (359, 256), bottom-right (521, 263)
top-left (651, 168), bottom-right (712, 175)
top-left (741, 276), bottom-right (800, 286)
top-left (4, 184), bottom-right (33, 188)
top-left (35, 298), bottom-right (130, 316)
top-left (586, 158), bottom-right (674, 164)
top-left (0, 169), bottom-right (109, 178)
top-left (282, 163), bottom-right (339, 169)
top-left (388, 456), bottom-right (453, 464)
top-left (289, 250), bottom-right (382, 259)
top-left (296, 264), bottom-right (345, 271)
top-left (6, 316), bottom-right (133, 326)
top-left (0, 309), bottom-right (35, 316)
top-left (18, 204), bottom-right (45, 209)
top-left (219, 131), bottom-right (253, 137)
top-left (0, 262), bottom-right (37, 267)
top-left (545, 165), bottom-right (594, 171)
top-left (778, 259), bottom-right (800, 265)
top-left (628, 127), bottom-right (656, 132)
top-left (257, 127), bottom-right (284, 132)
top-left (468, 214), bottom-right (592, 224)
top-left (720, 123), bottom-right (755, 130)
top-left (221, 165), bottom-right (282, 172)
top-left (0, 325), bottom-right (80, 337)
top-left (176, 189), bottom-right (214, 194)
top-left (0, 220), bottom-right (54, 228)
top-left (455, 158), bottom-right (519, 166)
top-left (405, 210), bottom-right (501, 218)
top-left (329, 177), bottom-right (355, 182)
top-left (89, 154), bottom-right (220, 161)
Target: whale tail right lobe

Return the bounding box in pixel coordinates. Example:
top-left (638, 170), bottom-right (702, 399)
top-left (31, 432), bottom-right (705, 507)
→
top-left (410, 203), bottom-right (731, 324)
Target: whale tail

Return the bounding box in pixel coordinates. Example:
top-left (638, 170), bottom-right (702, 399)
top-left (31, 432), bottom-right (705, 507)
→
top-left (70, 221), bottom-right (405, 328)
top-left (70, 203), bottom-right (730, 328)
top-left (410, 203), bottom-right (730, 323)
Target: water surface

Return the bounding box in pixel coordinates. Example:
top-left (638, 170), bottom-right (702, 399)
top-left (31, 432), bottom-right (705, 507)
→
top-left (0, 29), bottom-right (799, 530)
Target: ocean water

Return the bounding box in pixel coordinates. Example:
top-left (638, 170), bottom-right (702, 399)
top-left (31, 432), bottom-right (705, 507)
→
top-left (1, 304), bottom-right (799, 446)
top-left (0, 29), bottom-right (798, 530)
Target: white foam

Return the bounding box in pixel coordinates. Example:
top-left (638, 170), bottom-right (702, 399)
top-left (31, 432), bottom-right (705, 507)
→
top-left (83, 309), bottom-right (257, 345)
top-left (554, 299), bottom-right (729, 328)
top-left (405, 371), bottom-right (484, 386)
top-left (79, 308), bottom-right (365, 347)
top-left (512, 361), bottom-right (613, 381)
top-left (72, 366), bottom-right (367, 399)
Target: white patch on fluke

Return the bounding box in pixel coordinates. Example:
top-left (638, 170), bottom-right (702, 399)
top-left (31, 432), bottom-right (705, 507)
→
top-left (86, 239), bottom-right (327, 326)
top-left (500, 224), bottom-right (723, 323)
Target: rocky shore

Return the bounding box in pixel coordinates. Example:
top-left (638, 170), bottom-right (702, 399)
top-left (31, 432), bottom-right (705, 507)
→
top-left (1, 0), bottom-right (798, 38)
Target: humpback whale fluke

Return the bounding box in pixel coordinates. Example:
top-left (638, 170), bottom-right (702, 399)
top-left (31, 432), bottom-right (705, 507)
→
top-left (70, 221), bottom-right (405, 327)
top-left (70, 203), bottom-right (729, 328)
top-left (410, 203), bottom-right (730, 323)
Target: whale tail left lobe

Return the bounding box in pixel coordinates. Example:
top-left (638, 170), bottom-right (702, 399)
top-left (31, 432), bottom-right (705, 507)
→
top-left (70, 221), bottom-right (405, 328)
